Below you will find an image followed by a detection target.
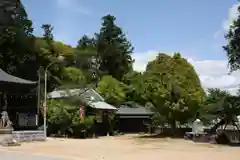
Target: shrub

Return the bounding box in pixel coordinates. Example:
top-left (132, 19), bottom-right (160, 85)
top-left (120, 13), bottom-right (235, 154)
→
top-left (46, 99), bottom-right (94, 138)
top-left (70, 115), bottom-right (95, 138)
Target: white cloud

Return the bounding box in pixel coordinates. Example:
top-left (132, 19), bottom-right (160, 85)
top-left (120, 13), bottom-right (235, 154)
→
top-left (132, 50), bottom-right (158, 72)
top-left (56, 0), bottom-right (91, 15)
top-left (214, 3), bottom-right (240, 39)
top-left (222, 3), bottom-right (240, 31)
top-left (133, 51), bottom-right (240, 94)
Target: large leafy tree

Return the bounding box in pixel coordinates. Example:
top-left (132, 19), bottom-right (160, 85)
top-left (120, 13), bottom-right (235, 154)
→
top-left (37, 24), bottom-right (68, 91)
top-left (61, 67), bottom-right (86, 86)
top-left (0, 0), bottom-right (37, 80)
top-left (200, 88), bottom-right (240, 132)
top-left (96, 14), bottom-right (134, 80)
top-left (96, 75), bottom-right (126, 106)
top-left (207, 95), bottom-right (240, 133)
top-left (122, 71), bottom-right (146, 104)
top-left (41, 24), bottom-right (56, 57)
top-left (143, 53), bottom-right (205, 128)
top-left (73, 35), bottom-right (99, 85)
top-left (223, 5), bottom-right (240, 71)
top-left (199, 88), bottom-right (230, 124)
top-left (76, 35), bottom-right (96, 51)
top-left (205, 88), bottom-right (230, 105)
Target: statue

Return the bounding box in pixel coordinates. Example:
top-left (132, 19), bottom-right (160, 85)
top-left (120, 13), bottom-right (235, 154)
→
top-left (0, 111), bottom-right (12, 129)
top-left (192, 119), bottom-right (204, 134)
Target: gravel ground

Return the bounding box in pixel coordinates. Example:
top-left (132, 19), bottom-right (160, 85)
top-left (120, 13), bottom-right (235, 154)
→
top-left (0, 135), bottom-right (239, 160)
top-left (0, 150), bottom-right (65, 160)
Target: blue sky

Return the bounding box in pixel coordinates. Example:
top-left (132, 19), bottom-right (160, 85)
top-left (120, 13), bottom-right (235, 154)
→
top-left (22, 0), bottom-right (235, 59)
top-left (22, 0), bottom-right (240, 92)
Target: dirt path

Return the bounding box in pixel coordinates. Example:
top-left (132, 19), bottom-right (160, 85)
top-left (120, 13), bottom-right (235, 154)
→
top-left (0, 135), bottom-right (239, 160)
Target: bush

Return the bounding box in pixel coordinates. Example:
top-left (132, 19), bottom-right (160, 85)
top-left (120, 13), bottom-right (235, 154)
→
top-left (70, 115), bottom-right (95, 138)
top-left (46, 99), bottom-right (95, 138)
top-left (46, 100), bottom-right (73, 136)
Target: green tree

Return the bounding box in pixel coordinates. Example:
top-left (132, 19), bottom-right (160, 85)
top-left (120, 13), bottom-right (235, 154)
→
top-left (47, 99), bottom-right (73, 135)
top-left (72, 35), bottom-right (100, 85)
top-left (96, 75), bottom-right (125, 106)
top-left (0, 0), bottom-right (37, 80)
top-left (223, 5), bottom-right (240, 71)
top-left (39, 24), bottom-right (67, 91)
top-left (61, 67), bottom-right (86, 86)
top-left (47, 99), bottom-right (94, 137)
top-left (76, 35), bottom-right (96, 50)
top-left (41, 24), bottom-right (57, 57)
top-left (143, 53), bottom-right (205, 129)
top-left (54, 41), bottom-right (74, 57)
top-left (96, 14), bottom-right (134, 80)
top-left (122, 71), bottom-right (142, 85)
top-left (199, 88), bottom-right (230, 124)
top-left (205, 88), bottom-right (230, 105)
top-left (122, 71), bottom-right (146, 104)
top-left (206, 95), bottom-right (240, 132)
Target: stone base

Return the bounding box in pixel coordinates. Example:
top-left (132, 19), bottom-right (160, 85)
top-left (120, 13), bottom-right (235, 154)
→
top-left (0, 128), bottom-right (19, 146)
top-left (0, 130), bottom-right (45, 146)
top-left (0, 128), bottom-right (13, 134)
top-left (0, 138), bottom-right (20, 147)
top-left (192, 133), bottom-right (211, 143)
top-left (13, 130), bottom-right (45, 142)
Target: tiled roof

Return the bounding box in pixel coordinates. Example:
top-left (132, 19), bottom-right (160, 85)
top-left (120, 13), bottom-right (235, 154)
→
top-left (47, 88), bottom-right (104, 103)
top-left (0, 69), bottom-right (36, 84)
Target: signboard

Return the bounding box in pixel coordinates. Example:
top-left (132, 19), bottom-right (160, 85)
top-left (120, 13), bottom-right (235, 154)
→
top-left (18, 113), bottom-right (36, 127)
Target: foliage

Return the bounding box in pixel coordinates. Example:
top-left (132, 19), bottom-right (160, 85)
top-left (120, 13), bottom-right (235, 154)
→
top-left (96, 75), bottom-right (126, 106)
top-left (122, 71), bottom-right (147, 104)
top-left (122, 71), bottom-right (142, 85)
top-left (76, 35), bottom-right (96, 51)
top-left (46, 99), bottom-right (73, 135)
top-left (61, 67), bottom-right (86, 85)
top-left (70, 115), bottom-right (95, 138)
top-left (46, 99), bottom-right (94, 137)
top-left (223, 5), bottom-right (240, 71)
top-left (2, 1), bottom-right (239, 138)
top-left (142, 53), bottom-right (205, 127)
top-left (205, 88), bottom-right (231, 105)
top-left (199, 88), bottom-right (240, 132)
top-left (72, 49), bottom-right (98, 84)
top-left (37, 24), bottom-right (75, 91)
top-left (0, 0), bottom-right (37, 80)
top-left (95, 14), bottom-right (134, 80)
top-left (205, 95), bottom-right (240, 122)
top-left (199, 88), bottom-right (231, 124)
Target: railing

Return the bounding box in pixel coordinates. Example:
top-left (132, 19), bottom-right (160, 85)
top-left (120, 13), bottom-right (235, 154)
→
top-left (12, 130), bottom-right (45, 142)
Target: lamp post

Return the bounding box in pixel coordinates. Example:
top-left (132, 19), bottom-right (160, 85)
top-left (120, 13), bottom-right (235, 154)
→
top-left (43, 56), bottom-right (64, 139)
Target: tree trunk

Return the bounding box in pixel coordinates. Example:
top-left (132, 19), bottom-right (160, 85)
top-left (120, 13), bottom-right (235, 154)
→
top-left (209, 118), bottom-right (225, 133)
top-left (171, 120), bottom-right (176, 136)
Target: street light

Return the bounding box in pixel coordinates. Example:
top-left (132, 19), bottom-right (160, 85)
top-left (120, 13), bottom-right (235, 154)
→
top-left (43, 55), bottom-right (64, 139)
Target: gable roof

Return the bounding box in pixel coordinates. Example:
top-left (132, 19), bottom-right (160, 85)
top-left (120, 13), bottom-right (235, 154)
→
top-left (47, 88), bottom-right (104, 101)
top-left (47, 88), bottom-right (117, 110)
